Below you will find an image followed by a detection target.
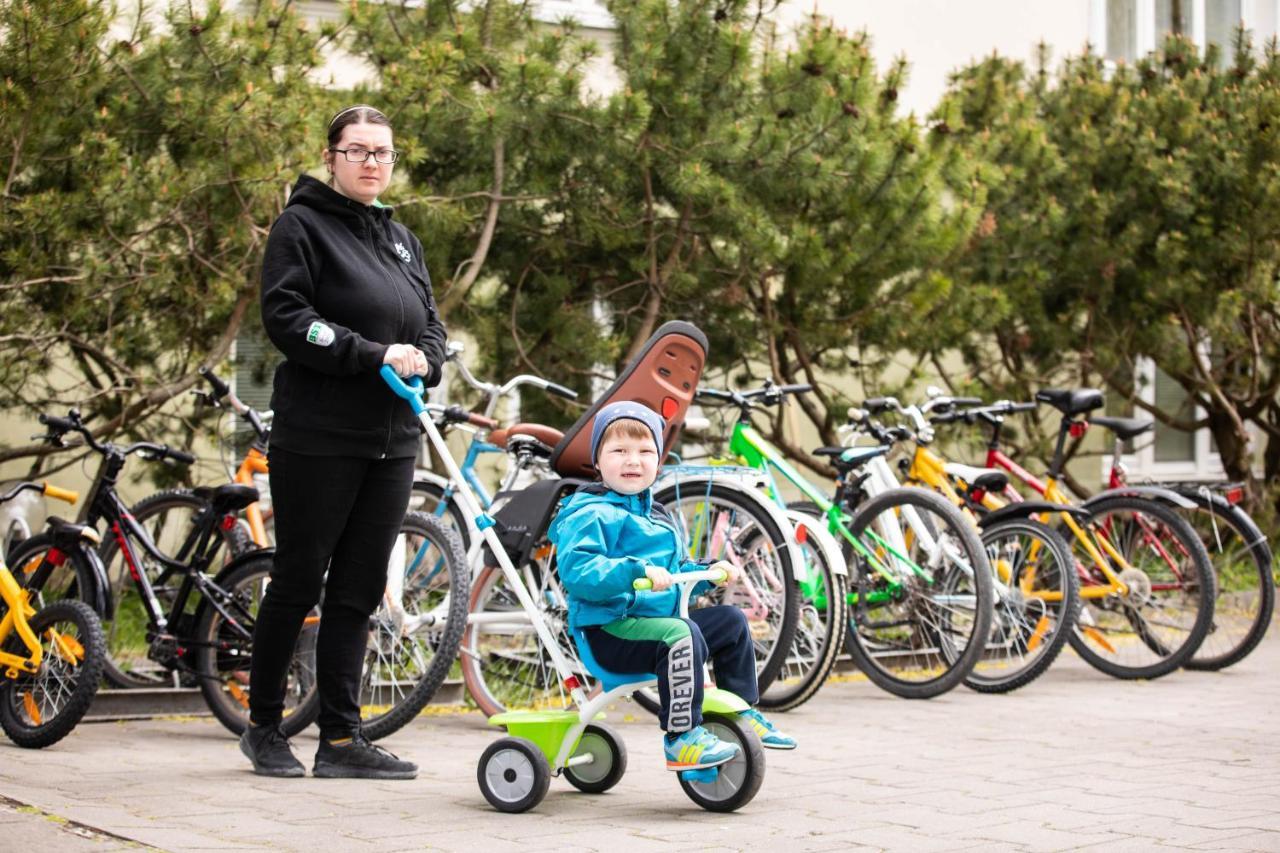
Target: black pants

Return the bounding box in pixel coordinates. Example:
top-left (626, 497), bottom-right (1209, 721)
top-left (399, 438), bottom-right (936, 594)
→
top-left (583, 605), bottom-right (759, 732)
top-left (248, 447), bottom-right (414, 739)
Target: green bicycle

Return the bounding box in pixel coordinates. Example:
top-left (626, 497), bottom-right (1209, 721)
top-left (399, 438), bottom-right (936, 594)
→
top-left (693, 383), bottom-right (994, 701)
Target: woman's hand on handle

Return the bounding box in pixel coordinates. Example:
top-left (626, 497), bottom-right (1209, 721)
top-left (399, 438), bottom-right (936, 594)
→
top-left (383, 343), bottom-right (429, 378)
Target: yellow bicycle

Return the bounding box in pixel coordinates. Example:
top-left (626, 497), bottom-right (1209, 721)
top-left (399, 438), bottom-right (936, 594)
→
top-left (1, 480), bottom-right (106, 748)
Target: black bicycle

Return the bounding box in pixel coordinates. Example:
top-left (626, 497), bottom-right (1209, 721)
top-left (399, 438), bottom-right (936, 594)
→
top-left (12, 409), bottom-right (319, 736)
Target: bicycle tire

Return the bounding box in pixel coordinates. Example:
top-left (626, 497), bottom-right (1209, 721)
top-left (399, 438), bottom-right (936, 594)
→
top-left (757, 502), bottom-right (848, 711)
top-left (842, 487), bottom-right (993, 699)
top-left (1066, 495), bottom-right (1215, 680)
top-left (409, 480), bottom-right (473, 554)
top-left (97, 488), bottom-right (250, 688)
top-left (966, 517), bottom-right (1078, 694)
top-left (193, 553), bottom-right (320, 737)
top-left (651, 481), bottom-right (800, 694)
top-left (460, 559), bottom-right (589, 717)
top-left (1174, 493), bottom-right (1273, 671)
top-left (0, 599), bottom-right (106, 748)
top-left (360, 511), bottom-right (470, 741)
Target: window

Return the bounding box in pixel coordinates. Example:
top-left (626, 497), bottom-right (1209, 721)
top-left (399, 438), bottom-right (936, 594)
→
top-left (534, 0), bottom-right (613, 29)
top-left (1094, 0), bottom-right (1262, 64)
top-left (1105, 355), bottom-right (1230, 483)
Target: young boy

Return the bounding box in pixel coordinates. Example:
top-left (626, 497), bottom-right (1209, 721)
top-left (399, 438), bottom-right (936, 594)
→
top-left (548, 401), bottom-right (796, 771)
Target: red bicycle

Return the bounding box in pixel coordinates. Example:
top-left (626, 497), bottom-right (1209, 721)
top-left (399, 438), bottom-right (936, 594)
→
top-left (935, 390), bottom-right (1216, 681)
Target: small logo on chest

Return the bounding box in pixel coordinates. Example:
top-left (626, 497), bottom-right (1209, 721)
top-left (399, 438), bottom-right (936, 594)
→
top-left (394, 242), bottom-right (412, 264)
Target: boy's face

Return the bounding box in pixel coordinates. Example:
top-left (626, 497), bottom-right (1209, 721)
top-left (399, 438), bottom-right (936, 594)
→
top-left (597, 431), bottom-right (659, 495)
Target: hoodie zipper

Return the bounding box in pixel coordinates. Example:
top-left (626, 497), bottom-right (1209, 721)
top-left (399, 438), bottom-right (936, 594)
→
top-left (365, 210), bottom-right (406, 459)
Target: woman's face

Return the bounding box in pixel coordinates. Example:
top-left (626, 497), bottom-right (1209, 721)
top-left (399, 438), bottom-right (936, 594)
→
top-left (325, 121), bottom-right (395, 205)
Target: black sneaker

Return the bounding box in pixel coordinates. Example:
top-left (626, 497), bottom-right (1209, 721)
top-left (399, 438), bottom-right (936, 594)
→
top-left (313, 734), bottom-right (418, 780)
top-left (239, 723), bottom-right (305, 778)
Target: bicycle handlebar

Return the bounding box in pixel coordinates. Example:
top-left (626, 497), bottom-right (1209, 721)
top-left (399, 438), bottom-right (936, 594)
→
top-left (37, 411), bottom-right (194, 465)
top-left (696, 382), bottom-right (813, 410)
top-left (632, 568), bottom-right (728, 590)
top-left (42, 482), bottom-right (80, 504)
top-left (0, 480), bottom-right (79, 506)
top-left (198, 366), bottom-right (232, 400)
top-left (931, 400), bottom-right (1037, 425)
top-left (198, 368), bottom-right (270, 443)
top-left (544, 381), bottom-right (577, 400)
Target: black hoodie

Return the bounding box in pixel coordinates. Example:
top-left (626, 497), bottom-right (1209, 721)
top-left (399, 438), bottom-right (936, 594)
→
top-left (260, 175), bottom-right (447, 458)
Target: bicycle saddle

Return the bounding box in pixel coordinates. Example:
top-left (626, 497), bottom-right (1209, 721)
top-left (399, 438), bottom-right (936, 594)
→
top-left (812, 445), bottom-right (891, 471)
top-left (943, 463), bottom-right (1009, 492)
top-left (489, 423), bottom-right (565, 450)
top-left (194, 483), bottom-right (260, 513)
top-left (44, 516), bottom-right (101, 546)
top-left (1089, 416), bottom-right (1153, 441)
top-left (1034, 388), bottom-right (1105, 416)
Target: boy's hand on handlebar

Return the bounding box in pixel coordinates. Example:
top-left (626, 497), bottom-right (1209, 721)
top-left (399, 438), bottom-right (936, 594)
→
top-left (709, 560), bottom-right (740, 586)
top-left (643, 565), bottom-right (674, 591)
top-left (384, 344), bottom-right (429, 378)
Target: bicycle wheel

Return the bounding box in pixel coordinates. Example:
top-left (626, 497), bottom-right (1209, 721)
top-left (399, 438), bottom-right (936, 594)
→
top-left (409, 480), bottom-right (472, 554)
top-left (1178, 494), bottom-right (1276, 670)
top-left (843, 487), bottom-right (993, 699)
top-left (1066, 495), bottom-right (1215, 680)
top-left (193, 554), bottom-right (319, 737)
top-left (0, 599), bottom-right (106, 748)
top-left (758, 503), bottom-right (847, 711)
top-left (359, 511), bottom-right (469, 741)
top-left (966, 518), bottom-right (1078, 693)
top-left (460, 558), bottom-right (589, 716)
top-left (97, 489), bottom-right (251, 688)
top-left (651, 482), bottom-right (800, 694)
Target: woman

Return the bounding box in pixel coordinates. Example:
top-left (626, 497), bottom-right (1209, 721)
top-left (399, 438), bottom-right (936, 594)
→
top-left (241, 105), bottom-right (445, 780)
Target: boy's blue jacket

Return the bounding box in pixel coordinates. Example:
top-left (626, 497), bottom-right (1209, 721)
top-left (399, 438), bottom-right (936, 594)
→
top-left (548, 483), bottom-right (712, 630)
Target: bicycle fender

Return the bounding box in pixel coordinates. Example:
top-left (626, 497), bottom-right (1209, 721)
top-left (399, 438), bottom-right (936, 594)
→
top-left (1084, 486), bottom-right (1197, 510)
top-left (977, 501), bottom-right (1089, 528)
top-left (79, 545), bottom-right (112, 619)
top-left (1174, 489), bottom-right (1272, 552)
top-left (209, 547), bottom-right (275, 586)
top-left (784, 509), bottom-right (848, 577)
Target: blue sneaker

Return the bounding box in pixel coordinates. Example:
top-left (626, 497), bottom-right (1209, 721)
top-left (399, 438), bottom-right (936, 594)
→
top-left (663, 726), bottom-right (739, 771)
top-left (739, 708), bottom-right (797, 750)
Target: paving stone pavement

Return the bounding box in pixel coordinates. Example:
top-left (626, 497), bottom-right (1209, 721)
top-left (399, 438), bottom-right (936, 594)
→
top-left (2, 632), bottom-right (1278, 853)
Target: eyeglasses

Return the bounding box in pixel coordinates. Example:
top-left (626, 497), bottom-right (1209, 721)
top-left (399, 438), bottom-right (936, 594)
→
top-left (330, 147), bottom-right (399, 165)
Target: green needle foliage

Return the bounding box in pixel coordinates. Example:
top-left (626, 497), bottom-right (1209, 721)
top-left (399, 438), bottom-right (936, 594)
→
top-left (938, 35), bottom-right (1280, 509)
top-left (0, 0), bottom-right (325, 473)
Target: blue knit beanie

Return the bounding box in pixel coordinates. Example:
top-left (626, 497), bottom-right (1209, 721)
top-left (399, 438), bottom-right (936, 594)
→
top-left (588, 401), bottom-right (665, 466)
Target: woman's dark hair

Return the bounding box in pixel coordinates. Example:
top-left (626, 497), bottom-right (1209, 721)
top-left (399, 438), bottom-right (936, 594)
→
top-left (326, 104), bottom-right (392, 146)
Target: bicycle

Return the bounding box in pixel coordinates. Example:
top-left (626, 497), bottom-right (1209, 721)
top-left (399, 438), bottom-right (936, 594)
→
top-left (1091, 415), bottom-right (1274, 670)
top-left (410, 340), bottom-right (579, 552)
top-left (943, 391), bottom-right (1217, 680)
top-left (193, 368), bottom-right (471, 739)
top-left (0, 480), bottom-right (106, 748)
top-left (696, 382), bottom-right (994, 701)
top-left (671, 384), bottom-right (848, 711)
top-left (852, 391), bottom-right (1082, 694)
top-left (10, 409), bottom-right (319, 735)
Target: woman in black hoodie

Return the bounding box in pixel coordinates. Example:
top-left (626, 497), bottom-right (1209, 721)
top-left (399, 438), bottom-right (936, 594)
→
top-left (241, 105), bottom-right (445, 780)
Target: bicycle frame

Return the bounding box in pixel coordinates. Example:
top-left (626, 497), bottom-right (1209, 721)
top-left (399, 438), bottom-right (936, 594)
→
top-left (979, 444), bottom-right (1169, 606)
top-left (907, 444), bottom-right (1051, 599)
top-left (725, 421), bottom-right (948, 598)
top-left (233, 447), bottom-right (271, 548)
